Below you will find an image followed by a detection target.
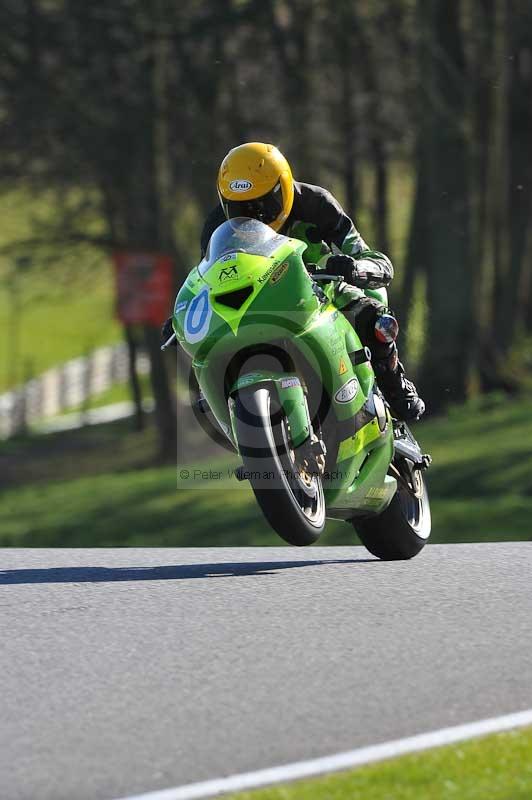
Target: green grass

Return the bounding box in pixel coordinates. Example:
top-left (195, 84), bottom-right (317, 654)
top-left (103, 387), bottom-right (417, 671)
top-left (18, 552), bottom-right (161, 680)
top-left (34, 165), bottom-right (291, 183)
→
top-left (0, 418), bottom-right (286, 546)
top-left (227, 727), bottom-right (532, 800)
top-left (0, 394), bottom-right (531, 547)
top-left (0, 462), bottom-right (286, 548)
top-left (0, 189), bottom-right (121, 391)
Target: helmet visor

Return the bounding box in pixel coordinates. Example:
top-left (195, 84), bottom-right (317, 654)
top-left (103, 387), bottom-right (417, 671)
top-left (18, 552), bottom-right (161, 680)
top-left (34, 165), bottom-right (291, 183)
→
top-left (220, 181), bottom-right (284, 226)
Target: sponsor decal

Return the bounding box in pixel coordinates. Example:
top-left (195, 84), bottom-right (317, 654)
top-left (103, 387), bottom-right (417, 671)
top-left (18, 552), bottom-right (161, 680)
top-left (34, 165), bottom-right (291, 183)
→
top-left (219, 252), bottom-right (237, 262)
top-left (175, 300), bottom-right (188, 314)
top-left (258, 260), bottom-right (287, 286)
top-left (363, 485), bottom-right (389, 507)
top-left (281, 377), bottom-right (301, 389)
top-left (184, 288), bottom-right (212, 344)
top-left (229, 179), bottom-right (253, 192)
top-left (327, 327), bottom-right (343, 356)
top-left (270, 261), bottom-right (289, 285)
top-left (338, 358), bottom-right (348, 375)
top-left (334, 377), bottom-right (359, 404)
top-left (365, 486), bottom-right (387, 500)
top-left (258, 264), bottom-right (275, 284)
top-left (219, 264), bottom-right (238, 282)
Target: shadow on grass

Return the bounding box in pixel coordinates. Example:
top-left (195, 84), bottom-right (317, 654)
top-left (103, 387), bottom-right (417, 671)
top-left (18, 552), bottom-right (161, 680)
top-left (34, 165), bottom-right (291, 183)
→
top-left (0, 557), bottom-right (376, 585)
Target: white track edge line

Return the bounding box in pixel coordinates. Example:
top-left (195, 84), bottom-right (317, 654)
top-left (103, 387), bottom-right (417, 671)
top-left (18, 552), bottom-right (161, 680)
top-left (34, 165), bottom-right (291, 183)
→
top-left (116, 708), bottom-right (532, 800)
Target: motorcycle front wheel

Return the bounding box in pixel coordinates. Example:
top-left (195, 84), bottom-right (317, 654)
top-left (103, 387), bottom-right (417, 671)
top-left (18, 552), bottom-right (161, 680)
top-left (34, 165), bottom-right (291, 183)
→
top-left (233, 385), bottom-right (325, 546)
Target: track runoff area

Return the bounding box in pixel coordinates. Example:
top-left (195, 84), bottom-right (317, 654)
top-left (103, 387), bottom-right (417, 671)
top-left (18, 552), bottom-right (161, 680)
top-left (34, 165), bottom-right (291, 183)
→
top-left (117, 708), bottom-right (532, 800)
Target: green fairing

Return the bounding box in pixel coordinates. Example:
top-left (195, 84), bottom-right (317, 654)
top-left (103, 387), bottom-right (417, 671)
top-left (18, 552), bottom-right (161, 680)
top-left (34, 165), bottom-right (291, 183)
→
top-left (229, 371), bottom-right (310, 449)
top-left (173, 219), bottom-right (397, 518)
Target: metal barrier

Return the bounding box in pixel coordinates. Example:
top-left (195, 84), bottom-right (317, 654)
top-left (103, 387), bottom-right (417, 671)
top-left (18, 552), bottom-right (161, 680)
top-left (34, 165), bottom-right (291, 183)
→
top-left (0, 343), bottom-right (150, 439)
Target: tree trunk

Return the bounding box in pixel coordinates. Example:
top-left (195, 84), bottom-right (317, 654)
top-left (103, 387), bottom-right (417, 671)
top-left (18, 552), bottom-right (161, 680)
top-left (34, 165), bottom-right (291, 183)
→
top-left (335, 2), bottom-right (358, 216)
top-left (144, 325), bottom-right (176, 460)
top-left (490, 0), bottom-right (512, 350)
top-left (266, 0), bottom-right (317, 179)
top-left (340, 54), bottom-right (357, 216)
top-left (373, 136), bottom-right (390, 257)
top-left (505, 1), bottom-right (532, 337)
top-left (124, 325), bottom-right (144, 432)
top-left (354, 12), bottom-right (390, 255)
top-left (397, 155), bottom-right (428, 343)
top-left (416, 0), bottom-right (474, 411)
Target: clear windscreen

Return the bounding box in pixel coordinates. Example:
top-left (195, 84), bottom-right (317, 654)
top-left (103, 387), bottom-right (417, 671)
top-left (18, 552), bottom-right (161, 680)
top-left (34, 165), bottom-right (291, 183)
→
top-left (198, 217), bottom-right (287, 276)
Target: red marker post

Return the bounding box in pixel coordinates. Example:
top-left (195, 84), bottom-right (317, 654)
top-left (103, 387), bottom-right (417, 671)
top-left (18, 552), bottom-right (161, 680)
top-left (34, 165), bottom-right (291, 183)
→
top-left (112, 251), bottom-right (174, 434)
top-left (113, 251), bottom-right (173, 325)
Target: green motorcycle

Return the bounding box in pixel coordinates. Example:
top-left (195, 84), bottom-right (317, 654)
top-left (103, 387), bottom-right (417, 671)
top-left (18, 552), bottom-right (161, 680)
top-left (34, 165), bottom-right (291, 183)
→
top-left (170, 217), bottom-right (431, 559)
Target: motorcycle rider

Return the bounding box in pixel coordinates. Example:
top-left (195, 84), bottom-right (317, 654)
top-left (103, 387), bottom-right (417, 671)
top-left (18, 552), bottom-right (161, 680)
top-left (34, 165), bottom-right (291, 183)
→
top-left (165, 142), bottom-right (424, 421)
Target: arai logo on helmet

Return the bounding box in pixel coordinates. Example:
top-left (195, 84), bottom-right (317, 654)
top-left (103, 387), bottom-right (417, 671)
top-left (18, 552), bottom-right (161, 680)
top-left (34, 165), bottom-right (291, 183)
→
top-left (229, 179), bottom-right (253, 193)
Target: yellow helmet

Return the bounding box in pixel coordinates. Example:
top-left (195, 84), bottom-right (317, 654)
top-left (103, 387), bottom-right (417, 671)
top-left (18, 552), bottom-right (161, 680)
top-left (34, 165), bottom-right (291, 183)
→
top-left (217, 142), bottom-right (294, 232)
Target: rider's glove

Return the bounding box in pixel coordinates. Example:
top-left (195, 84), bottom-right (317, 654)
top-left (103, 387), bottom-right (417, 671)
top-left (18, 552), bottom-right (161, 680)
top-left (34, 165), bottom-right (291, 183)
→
top-left (325, 254), bottom-right (356, 282)
top-left (161, 316), bottom-right (177, 347)
top-left (326, 254), bottom-right (371, 289)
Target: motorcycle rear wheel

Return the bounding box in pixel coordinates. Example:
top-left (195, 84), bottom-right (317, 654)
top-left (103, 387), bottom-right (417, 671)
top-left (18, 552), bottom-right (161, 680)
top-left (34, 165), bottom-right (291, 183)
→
top-left (234, 386), bottom-right (325, 546)
top-left (353, 466), bottom-right (431, 560)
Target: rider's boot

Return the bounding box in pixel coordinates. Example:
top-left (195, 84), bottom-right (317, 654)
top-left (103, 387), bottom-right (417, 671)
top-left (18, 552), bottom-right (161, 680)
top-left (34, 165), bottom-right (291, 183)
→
top-left (334, 283), bottom-right (425, 421)
top-left (372, 347), bottom-right (425, 421)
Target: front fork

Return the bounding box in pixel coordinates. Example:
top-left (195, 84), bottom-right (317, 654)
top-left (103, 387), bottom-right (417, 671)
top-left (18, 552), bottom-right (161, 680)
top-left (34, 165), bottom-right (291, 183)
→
top-left (229, 371), bottom-right (326, 473)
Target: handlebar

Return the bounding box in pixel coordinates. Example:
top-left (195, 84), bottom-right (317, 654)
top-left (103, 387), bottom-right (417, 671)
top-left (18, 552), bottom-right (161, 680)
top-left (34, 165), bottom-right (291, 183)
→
top-left (308, 273), bottom-right (344, 282)
top-left (161, 332), bottom-right (177, 351)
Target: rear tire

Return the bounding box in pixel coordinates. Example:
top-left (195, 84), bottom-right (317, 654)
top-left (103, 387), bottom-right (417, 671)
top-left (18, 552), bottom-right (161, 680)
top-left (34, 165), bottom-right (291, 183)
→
top-left (353, 468), bottom-right (431, 560)
top-left (234, 386), bottom-right (325, 546)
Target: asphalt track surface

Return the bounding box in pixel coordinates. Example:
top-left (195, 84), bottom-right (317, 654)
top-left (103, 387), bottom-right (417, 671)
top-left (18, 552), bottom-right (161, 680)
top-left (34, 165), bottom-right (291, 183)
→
top-left (1, 543), bottom-right (531, 800)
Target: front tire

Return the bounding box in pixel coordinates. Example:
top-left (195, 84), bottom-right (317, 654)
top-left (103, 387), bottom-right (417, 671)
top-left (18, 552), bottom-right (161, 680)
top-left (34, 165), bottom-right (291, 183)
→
top-left (353, 467), bottom-right (431, 560)
top-left (234, 386), bottom-right (325, 546)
